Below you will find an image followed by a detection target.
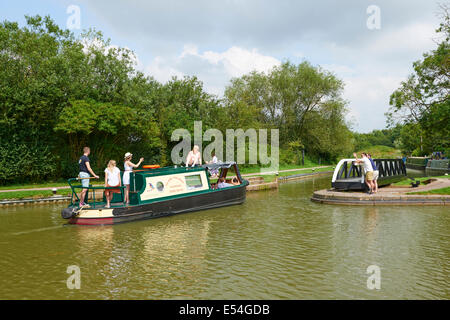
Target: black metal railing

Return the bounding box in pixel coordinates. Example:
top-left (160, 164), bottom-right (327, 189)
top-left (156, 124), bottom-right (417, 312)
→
top-left (374, 159), bottom-right (407, 178)
top-left (335, 159), bottom-right (406, 181)
top-left (336, 161), bottom-right (362, 180)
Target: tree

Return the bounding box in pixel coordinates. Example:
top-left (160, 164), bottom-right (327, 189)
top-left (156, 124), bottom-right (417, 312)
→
top-left (224, 61), bottom-right (351, 162)
top-left (387, 4), bottom-right (450, 155)
top-left (0, 15), bottom-right (162, 182)
top-left (152, 76), bottom-right (221, 165)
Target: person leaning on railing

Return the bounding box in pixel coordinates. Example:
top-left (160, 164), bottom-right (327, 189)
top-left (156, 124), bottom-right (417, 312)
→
top-left (78, 147), bottom-right (99, 208)
top-left (367, 153), bottom-right (379, 193)
top-left (353, 152), bottom-right (375, 194)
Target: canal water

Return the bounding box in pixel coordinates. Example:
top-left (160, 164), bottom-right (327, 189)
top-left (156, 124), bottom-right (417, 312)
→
top-left (0, 174), bottom-right (448, 299)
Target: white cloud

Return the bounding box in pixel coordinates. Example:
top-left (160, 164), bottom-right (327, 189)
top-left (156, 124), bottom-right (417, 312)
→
top-left (339, 73), bottom-right (404, 132)
top-left (318, 19), bottom-right (439, 132)
top-left (145, 56), bottom-right (184, 83)
top-left (365, 22), bottom-right (437, 57)
top-left (142, 45), bottom-right (280, 95)
top-left (196, 46), bottom-right (280, 78)
top-left (76, 0), bottom-right (443, 131)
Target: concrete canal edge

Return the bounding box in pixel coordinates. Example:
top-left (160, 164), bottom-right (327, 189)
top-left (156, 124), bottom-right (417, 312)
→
top-left (278, 171), bottom-right (333, 183)
top-left (0, 195), bottom-right (71, 206)
top-left (245, 170), bottom-right (333, 191)
top-left (311, 189), bottom-right (450, 206)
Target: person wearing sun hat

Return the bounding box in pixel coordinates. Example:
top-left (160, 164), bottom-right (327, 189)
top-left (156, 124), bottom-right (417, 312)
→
top-left (123, 152), bottom-right (144, 205)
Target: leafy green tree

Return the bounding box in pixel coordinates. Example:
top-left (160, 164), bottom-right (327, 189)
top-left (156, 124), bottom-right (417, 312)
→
top-left (224, 61), bottom-right (351, 162)
top-left (387, 4), bottom-right (450, 155)
top-left (0, 14), bottom-right (361, 184)
top-left (0, 15), bottom-right (162, 183)
top-left (152, 76), bottom-right (221, 165)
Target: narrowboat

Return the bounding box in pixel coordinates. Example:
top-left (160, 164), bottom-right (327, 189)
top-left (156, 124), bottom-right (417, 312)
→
top-left (61, 162), bottom-right (249, 225)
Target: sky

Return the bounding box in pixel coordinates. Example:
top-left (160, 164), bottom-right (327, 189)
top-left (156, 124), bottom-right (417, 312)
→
top-left (0, 0), bottom-right (444, 132)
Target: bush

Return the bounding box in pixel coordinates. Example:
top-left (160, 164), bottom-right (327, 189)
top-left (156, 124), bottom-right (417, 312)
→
top-left (0, 140), bottom-right (57, 185)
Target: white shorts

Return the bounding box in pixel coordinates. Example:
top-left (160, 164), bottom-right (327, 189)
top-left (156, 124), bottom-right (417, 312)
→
top-left (79, 172), bottom-right (90, 188)
top-left (123, 171), bottom-right (131, 185)
top-left (373, 170), bottom-right (379, 181)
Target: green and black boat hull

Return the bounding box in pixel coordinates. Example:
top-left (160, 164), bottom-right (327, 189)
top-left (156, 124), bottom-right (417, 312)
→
top-left (68, 180), bottom-right (248, 225)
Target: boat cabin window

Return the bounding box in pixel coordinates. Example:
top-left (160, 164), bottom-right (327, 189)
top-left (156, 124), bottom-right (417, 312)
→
top-left (185, 174), bottom-right (203, 190)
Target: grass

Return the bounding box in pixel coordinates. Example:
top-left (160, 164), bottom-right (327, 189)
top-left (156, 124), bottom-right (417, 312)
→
top-left (0, 189), bottom-right (72, 200)
top-left (239, 160), bottom-right (332, 175)
top-left (407, 186), bottom-right (450, 195)
top-left (356, 145), bottom-right (402, 159)
top-left (0, 181), bottom-right (69, 191)
top-left (0, 180), bottom-right (103, 191)
top-left (392, 175), bottom-right (450, 186)
top-left (240, 163), bottom-right (333, 174)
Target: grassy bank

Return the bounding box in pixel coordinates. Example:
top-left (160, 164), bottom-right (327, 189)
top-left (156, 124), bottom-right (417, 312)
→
top-left (0, 189), bottom-right (72, 200)
top-left (407, 187), bottom-right (450, 195)
top-left (239, 160), bottom-right (333, 175)
top-left (246, 166), bottom-right (334, 183)
top-left (356, 145), bottom-right (402, 158)
top-left (0, 180), bottom-right (103, 191)
top-left (392, 175), bottom-right (450, 186)
top-left (0, 181), bottom-right (69, 191)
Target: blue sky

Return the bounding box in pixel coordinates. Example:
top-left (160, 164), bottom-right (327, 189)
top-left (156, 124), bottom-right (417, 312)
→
top-left (0, 0), bottom-right (443, 132)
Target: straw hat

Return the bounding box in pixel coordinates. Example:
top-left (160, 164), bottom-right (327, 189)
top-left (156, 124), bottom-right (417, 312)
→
top-left (124, 152), bottom-right (133, 159)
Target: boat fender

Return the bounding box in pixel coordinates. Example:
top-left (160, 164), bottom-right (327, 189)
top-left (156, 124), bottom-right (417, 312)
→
top-left (61, 207), bottom-right (78, 219)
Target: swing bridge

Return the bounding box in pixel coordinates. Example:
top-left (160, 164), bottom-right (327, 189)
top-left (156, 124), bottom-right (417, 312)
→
top-left (331, 158), bottom-right (407, 191)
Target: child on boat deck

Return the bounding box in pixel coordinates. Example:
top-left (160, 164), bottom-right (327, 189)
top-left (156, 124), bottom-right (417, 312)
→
top-left (123, 152), bottom-right (144, 205)
top-left (104, 160), bottom-right (121, 208)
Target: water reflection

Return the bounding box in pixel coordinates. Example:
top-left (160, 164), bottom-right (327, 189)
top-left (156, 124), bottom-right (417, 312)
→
top-left (364, 207), bottom-right (379, 238)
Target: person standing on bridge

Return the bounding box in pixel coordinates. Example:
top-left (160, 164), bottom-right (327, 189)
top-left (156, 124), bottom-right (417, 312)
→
top-left (353, 152), bottom-right (375, 194)
top-left (367, 153), bottom-right (379, 193)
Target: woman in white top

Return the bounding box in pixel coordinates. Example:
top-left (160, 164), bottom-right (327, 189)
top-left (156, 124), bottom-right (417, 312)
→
top-left (185, 145), bottom-right (202, 167)
top-left (104, 160), bottom-right (121, 208)
top-left (123, 152), bottom-right (144, 205)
